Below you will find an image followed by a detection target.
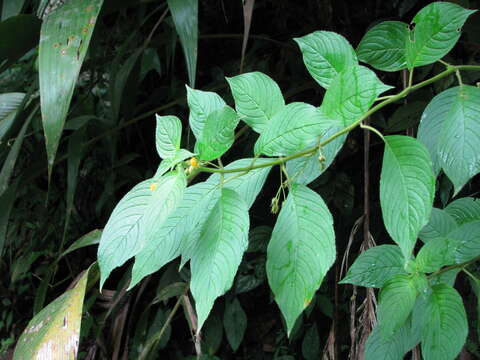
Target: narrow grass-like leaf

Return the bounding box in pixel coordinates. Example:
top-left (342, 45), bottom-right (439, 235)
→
top-left (0, 182), bottom-right (17, 256)
top-left (321, 65), bottom-right (393, 127)
top-left (294, 31), bottom-right (358, 89)
top-left (39, 0), bottom-right (103, 175)
top-left (418, 86), bottom-right (480, 193)
top-left (406, 2), bottom-right (476, 68)
top-left (226, 72), bottom-right (284, 133)
top-left (131, 182), bottom-right (220, 288)
top-left (445, 197), bottom-right (480, 225)
top-left (340, 245), bottom-right (406, 288)
top-left (168, 0), bottom-right (198, 87)
top-left (377, 274), bottom-right (417, 338)
top-left (186, 86), bottom-right (226, 140)
top-left (206, 158), bottom-right (272, 208)
top-left (190, 188), bottom-right (249, 331)
top-left (98, 171), bottom-right (186, 288)
top-left (357, 21), bottom-right (408, 72)
top-left (13, 269), bottom-right (90, 360)
top-left (419, 208), bottom-right (457, 243)
top-left (155, 114), bottom-right (182, 159)
top-left (0, 93), bottom-right (24, 121)
top-left (254, 103), bottom-right (328, 156)
top-left (380, 135), bottom-right (435, 261)
top-left (267, 184), bottom-right (335, 334)
top-left (197, 106), bottom-right (239, 161)
top-left (61, 229), bottom-right (102, 258)
top-left (418, 284), bottom-right (468, 360)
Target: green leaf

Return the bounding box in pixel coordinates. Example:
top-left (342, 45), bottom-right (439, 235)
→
top-left (226, 71), bottom-right (285, 133)
top-left (0, 182), bottom-right (17, 256)
top-left (294, 31), bottom-right (358, 89)
top-left (0, 15), bottom-right (41, 72)
top-left (131, 182), bottom-right (220, 288)
top-left (406, 2), bottom-right (476, 68)
top-left (380, 135), bottom-right (435, 261)
top-left (385, 101), bottom-right (426, 133)
top-left (449, 220), bottom-right (480, 264)
top-left (2, 0), bottom-right (25, 21)
top-left (286, 125), bottom-right (346, 185)
top-left (186, 86), bottom-right (226, 141)
top-left (13, 269), bottom-right (90, 360)
top-left (39, 0), bottom-right (103, 176)
top-left (321, 65), bottom-right (393, 127)
top-left (416, 238), bottom-right (455, 273)
top-left (155, 114), bottom-right (182, 159)
top-left (190, 188), bottom-right (249, 331)
top-left (61, 229), bottom-right (102, 258)
top-left (431, 268), bottom-right (460, 287)
top-left (445, 197), bottom-right (480, 225)
top-left (168, 0), bottom-right (198, 87)
top-left (302, 323), bottom-right (320, 360)
top-left (417, 284), bottom-right (468, 360)
top-left (266, 184), bottom-right (335, 334)
top-left (98, 171), bottom-right (186, 288)
top-left (0, 93), bottom-right (25, 121)
top-left (223, 298), bottom-right (247, 352)
top-left (154, 148), bottom-right (195, 178)
top-left (254, 102), bottom-right (328, 156)
top-left (419, 208), bottom-right (457, 243)
top-left (340, 245), bottom-right (406, 288)
top-left (206, 158), bottom-right (273, 208)
top-left (196, 106), bottom-right (239, 161)
top-left (357, 21), bottom-right (409, 72)
top-left (365, 318), bottom-right (420, 360)
top-left (417, 86), bottom-right (480, 193)
top-left (377, 274), bottom-right (417, 338)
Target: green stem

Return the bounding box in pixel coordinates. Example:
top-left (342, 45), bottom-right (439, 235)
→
top-left (193, 65), bottom-right (479, 176)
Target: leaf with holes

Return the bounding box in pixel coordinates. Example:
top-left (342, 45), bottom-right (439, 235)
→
top-left (294, 31), bottom-right (358, 89)
top-left (406, 2), bottom-right (476, 68)
top-left (340, 245), bottom-right (406, 288)
top-left (226, 72), bottom-right (284, 133)
top-left (254, 102), bottom-right (328, 157)
top-left (190, 188), bottom-right (249, 331)
top-left (357, 21), bottom-right (409, 71)
top-left (155, 115), bottom-right (182, 159)
top-left (418, 86), bottom-right (480, 194)
top-left (380, 135), bottom-right (435, 261)
top-left (39, 0), bottom-right (104, 176)
top-left (186, 86), bottom-right (226, 140)
top-left (267, 184), bottom-right (335, 334)
top-left (321, 65), bottom-right (392, 127)
top-left (98, 171), bottom-right (186, 288)
top-left (196, 106), bottom-right (239, 161)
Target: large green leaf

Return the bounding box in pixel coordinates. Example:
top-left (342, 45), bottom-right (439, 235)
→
top-left (130, 182), bottom-right (220, 288)
top-left (449, 220), bottom-right (480, 264)
top-left (340, 245), bottom-right (406, 288)
top-left (286, 125), bottom-right (346, 185)
top-left (380, 135), bottom-right (435, 261)
top-left (196, 106), bottom-right (239, 161)
top-left (294, 31), bottom-right (358, 89)
top-left (416, 284), bottom-right (468, 360)
top-left (190, 188), bottom-right (249, 331)
top-left (206, 158), bottom-right (272, 208)
top-left (419, 208), bottom-right (457, 243)
top-left (321, 65), bottom-right (392, 127)
top-left (377, 274), bottom-right (417, 338)
top-left (445, 197), bottom-right (480, 225)
top-left (406, 2), bottom-right (475, 68)
top-left (39, 0), bottom-right (103, 175)
top-left (357, 21), bottom-right (409, 72)
top-left (226, 72), bottom-right (285, 133)
top-left (0, 15), bottom-right (41, 72)
top-left (168, 0), bottom-right (198, 87)
top-left (417, 86), bottom-right (480, 193)
top-left (98, 171), bottom-right (186, 288)
top-left (254, 102), bottom-right (328, 157)
top-left (13, 269), bottom-right (90, 360)
top-left (186, 86), bottom-right (226, 141)
top-left (155, 115), bottom-right (182, 159)
top-left (266, 184), bottom-right (335, 334)
top-left (416, 237), bottom-right (455, 273)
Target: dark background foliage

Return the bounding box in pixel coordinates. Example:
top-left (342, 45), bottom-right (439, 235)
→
top-left (1, 0), bottom-right (479, 358)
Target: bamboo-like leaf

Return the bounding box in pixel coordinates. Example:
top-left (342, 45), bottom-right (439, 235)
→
top-left (39, 0), bottom-right (103, 176)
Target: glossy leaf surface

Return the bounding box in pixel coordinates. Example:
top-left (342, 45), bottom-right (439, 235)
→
top-left (155, 115), bottom-right (182, 159)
